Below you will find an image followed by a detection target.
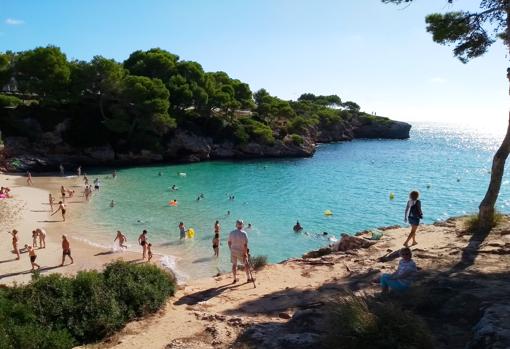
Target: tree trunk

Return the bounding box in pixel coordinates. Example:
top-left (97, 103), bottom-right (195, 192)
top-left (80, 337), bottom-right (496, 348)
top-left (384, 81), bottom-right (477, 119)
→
top-left (478, 113), bottom-right (510, 232)
top-left (477, 7), bottom-right (510, 233)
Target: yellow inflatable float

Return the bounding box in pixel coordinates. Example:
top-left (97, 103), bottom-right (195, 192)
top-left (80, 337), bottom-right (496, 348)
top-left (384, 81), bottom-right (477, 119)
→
top-left (186, 228), bottom-right (195, 239)
top-left (324, 210), bottom-right (333, 216)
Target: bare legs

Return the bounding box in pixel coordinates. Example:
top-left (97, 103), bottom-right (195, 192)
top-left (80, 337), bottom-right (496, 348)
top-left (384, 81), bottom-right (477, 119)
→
top-left (404, 225), bottom-right (418, 247)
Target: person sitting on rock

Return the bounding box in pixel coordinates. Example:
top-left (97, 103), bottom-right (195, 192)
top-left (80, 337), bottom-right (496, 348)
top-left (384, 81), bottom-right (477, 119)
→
top-left (378, 247), bottom-right (417, 293)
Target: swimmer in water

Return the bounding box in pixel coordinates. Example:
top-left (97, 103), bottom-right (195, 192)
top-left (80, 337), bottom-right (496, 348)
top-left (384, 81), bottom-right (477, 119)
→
top-left (110, 200), bottom-right (115, 208)
top-left (293, 221), bottom-right (303, 232)
top-left (227, 210), bottom-right (231, 216)
top-left (158, 171), bottom-right (162, 176)
top-left (247, 223), bottom-right (252, 230)
top-left (179, 222), bottom-right (186, 240)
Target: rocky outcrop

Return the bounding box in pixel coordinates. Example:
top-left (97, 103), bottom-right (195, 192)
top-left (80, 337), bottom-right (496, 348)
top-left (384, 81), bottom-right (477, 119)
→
top-left (353, 120), bottom-right (411, 140)
top-left (0, 117), bottom-right (410, 171)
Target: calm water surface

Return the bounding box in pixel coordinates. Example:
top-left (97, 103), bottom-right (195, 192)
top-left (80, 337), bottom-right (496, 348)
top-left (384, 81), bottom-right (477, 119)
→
top-left (73, 122), bottom-right (510, 279)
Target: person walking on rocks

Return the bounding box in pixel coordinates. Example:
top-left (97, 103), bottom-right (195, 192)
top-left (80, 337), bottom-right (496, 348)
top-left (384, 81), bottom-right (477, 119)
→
top-left (228, 220), bottom-right (251, 284)
top-left (404, 191), bottom-right (423, 247)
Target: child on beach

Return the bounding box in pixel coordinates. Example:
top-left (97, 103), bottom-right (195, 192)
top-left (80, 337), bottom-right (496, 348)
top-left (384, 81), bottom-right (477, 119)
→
top-left (378, 247), bottom-right (417, 293)
top-left (147, 243), bottom-right (153, 261)
top-left (404, 191), bottom-right (423, 247)
top-left (51, 201), bottom-right (67, 222)
top-left (61, 234), bottom-right (74, 266)
top-left (179, 222), bottom-right (186, 240)
top-left (25, 244), bottom-right (40, 270)
top-left (49, 193), bottom-right (54, 211)
top-left (9, 230), bottom-right (20, 260)
top-left (36, 228), bottom-right (46, 248)
top-left (212, 233), bottom-right (220, 257)
top-left (32, 230), bottom-right (38, 247)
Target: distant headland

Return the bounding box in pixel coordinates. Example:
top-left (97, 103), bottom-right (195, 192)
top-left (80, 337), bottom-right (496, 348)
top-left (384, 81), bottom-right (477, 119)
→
top-left (0, 46), bottom-right (410, 171)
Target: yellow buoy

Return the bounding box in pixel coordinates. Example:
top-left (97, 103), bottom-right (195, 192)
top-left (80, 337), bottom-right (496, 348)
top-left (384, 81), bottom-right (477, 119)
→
top-left (324, 210), bottom-right (333, 216)
top-left (186, 228), bottom-right (195, 239)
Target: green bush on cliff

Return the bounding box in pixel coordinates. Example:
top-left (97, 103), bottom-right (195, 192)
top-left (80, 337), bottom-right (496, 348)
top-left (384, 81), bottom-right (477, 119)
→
top-left (0, 94), bottom-right (22, 108)
top-left (2, 261), bottom-right (175, 348)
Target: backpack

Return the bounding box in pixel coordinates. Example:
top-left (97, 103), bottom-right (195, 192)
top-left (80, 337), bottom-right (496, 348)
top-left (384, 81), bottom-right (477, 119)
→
top-left (409, 200), bottom-right (423, 219)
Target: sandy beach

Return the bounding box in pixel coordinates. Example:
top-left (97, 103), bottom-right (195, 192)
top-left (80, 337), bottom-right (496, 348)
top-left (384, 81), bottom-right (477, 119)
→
top-left (0, 173), bottom-right (142, 285)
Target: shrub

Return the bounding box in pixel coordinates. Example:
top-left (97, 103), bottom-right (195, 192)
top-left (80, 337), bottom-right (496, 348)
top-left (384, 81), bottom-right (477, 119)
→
top-left (250, 255), bottom-right (268, 270)
top-left (239, 118), bottom-right (275, 145)
top-left (464, 212), bottom-right (504, 234)
top-left (289, 134), bottom-right (304, 145)
top-left (2, 261), bottom-right (175, 348)
top-left (103, 261), bottom-right (176, 318)
top-left (324, 295), bottom-right (434, 349)
top-left (0, 94), bottom-right (22, 108)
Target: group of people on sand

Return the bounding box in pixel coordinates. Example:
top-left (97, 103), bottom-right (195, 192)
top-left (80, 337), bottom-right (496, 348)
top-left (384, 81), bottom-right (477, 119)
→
top-left (7, 228), bottom-right (74, 271)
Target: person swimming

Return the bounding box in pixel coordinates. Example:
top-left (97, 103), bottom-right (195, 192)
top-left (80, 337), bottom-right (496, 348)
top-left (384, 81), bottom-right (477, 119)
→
top-left (293, 221), bottom-right (303, 232)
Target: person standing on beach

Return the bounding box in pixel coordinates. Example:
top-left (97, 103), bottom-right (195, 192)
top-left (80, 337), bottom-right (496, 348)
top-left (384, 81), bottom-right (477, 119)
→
top-left (49, 193), bottom-right (54, 211)
top-left (77, 166), bottom-right (81, 177)
top-left (94, 178), bottom-right (100, 191)
top-left (60, 185), bottom-right (66, 203)
top-left (112, 170), bottom-right (117, 179)
top-left (59, 164), bottom-right (64, 176)
top-left (214, 220), bottom-right (221, 235)
top-left (138, 230), bottom-right (148, 259)
top-left (114, 230), bottom-right (128, 249)
top-left (25, 244), bottom-right (40, 270)
top-left (32, 230), bottom-right (38, 247)
top-left (179, 222), bottom-right (186, 240)
top-left (26, 171), bottom-right (33, 186)
top-left (9, 230), bottom-right (20, 260)
top-left (228, 220), bottom-right (251, 284)
top-left (61, 235), bottom-right (74, 266)
top-left (83, 175), bottom-right (89, 186)
top-left (52, 201), bottom-right (66, 222)
top-left (36, 228), bottom-right (46, 248)
top-left (403, 191), bottom-right (423, 247)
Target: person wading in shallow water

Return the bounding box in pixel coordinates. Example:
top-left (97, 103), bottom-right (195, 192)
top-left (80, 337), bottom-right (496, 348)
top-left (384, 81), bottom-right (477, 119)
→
top-left (138, 230), bottom-right (148, 259)
top-left (228, 220), bottom-right (252, 284)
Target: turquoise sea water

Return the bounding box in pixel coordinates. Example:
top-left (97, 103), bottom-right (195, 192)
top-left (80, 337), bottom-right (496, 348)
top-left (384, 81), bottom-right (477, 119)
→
top-left (76, 122), bottom-right (510, 279)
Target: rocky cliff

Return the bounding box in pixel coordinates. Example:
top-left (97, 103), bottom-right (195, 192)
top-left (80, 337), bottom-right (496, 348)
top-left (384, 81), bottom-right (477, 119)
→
top-left (0, 118), bottom-right (410, 172)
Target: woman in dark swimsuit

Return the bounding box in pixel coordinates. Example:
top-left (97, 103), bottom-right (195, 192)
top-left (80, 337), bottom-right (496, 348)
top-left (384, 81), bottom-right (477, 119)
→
top-left (138, 230), bottom-right (148, 259)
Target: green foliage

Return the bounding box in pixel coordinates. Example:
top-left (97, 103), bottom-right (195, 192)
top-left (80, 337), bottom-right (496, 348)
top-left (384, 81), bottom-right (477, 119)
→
top-left (0, 291), bottom-right (75, 349)
top-left (289, 134), bottom-right (304, 145)
top-left (464, 211), bottom-right (504, 234)
top-left (103, 260), bottom-right (176, 318)
top-left (1, 261), bottom-right (175, 348)
top-left (325, 295), bottom-right (434, 349)
top-left (384, 0), bottom-right (505, 63)
top-left (250, 255), bottom-right (268, 270)
top-left (0, 94), bottom-right (22, 108)
top-left (105, 75), bottom-right (175, 139)
top-left (0, 45), bottom-right (373, 153)
top-left (239, 118), bottom-right (275, 145)
top-left (14, 46), bottom-right (71, 99)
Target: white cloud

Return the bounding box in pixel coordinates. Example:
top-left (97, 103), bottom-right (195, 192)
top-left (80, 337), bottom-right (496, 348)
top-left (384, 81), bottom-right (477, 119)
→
top-left (5, 18), bottom-right (24, 25)
top-left (428, 77), bottom-right (447, 84)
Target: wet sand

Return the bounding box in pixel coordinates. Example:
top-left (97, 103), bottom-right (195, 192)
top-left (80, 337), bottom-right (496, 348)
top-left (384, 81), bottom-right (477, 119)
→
top-left (0, 173), bottom-right (145, 285)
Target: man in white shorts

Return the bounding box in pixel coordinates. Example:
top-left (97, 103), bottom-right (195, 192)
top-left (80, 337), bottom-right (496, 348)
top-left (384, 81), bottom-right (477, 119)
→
top-left (228, 220), bottom-right (251, 284)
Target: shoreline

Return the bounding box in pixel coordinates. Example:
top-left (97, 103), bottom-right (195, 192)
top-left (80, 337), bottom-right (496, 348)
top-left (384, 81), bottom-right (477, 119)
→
top-left (0, 173), bottom-right (152, 285)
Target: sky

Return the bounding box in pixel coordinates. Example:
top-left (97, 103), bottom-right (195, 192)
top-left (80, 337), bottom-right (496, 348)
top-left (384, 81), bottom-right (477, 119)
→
top-left (0, 0), bottom-right (508, 129)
